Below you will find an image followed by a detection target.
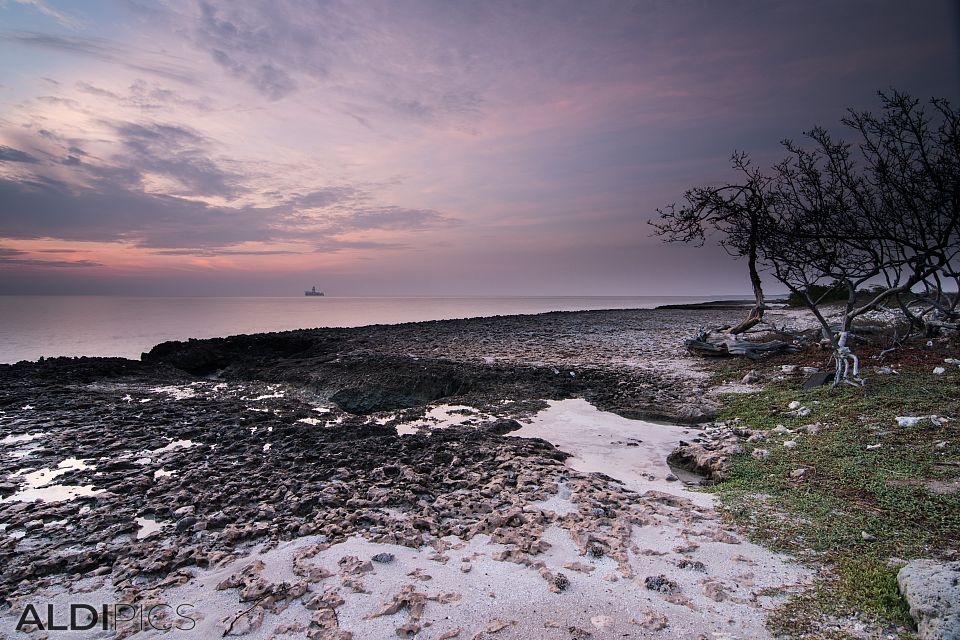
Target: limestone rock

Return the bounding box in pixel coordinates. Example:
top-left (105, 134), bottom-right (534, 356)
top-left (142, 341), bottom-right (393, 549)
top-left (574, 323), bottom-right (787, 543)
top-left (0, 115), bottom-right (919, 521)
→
top-left (897, 560), bottom-right (960, 640)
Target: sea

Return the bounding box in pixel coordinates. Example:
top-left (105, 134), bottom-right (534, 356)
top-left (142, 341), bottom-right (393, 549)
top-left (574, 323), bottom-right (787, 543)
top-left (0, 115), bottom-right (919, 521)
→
top-left (0, 295), bottom-right (728, 364)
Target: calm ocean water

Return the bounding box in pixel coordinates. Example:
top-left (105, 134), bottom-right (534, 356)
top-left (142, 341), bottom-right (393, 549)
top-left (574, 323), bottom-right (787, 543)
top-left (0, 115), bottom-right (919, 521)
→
top-left (0, 296), bottom-right (725, 363)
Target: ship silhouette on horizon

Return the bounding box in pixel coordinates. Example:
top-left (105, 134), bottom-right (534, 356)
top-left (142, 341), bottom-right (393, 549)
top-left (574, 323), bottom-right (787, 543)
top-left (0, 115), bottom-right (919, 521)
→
top-left (304, 286), bottom-right (325, 297)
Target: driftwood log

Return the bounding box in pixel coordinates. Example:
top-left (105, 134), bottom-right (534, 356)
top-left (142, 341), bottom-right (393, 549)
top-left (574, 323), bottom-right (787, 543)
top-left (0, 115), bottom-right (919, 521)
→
top-left (685, 331), bottom-right (799, 360)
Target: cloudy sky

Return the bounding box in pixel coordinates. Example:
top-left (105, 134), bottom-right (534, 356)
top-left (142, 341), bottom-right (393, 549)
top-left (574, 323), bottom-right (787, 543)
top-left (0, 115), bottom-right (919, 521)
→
top-left (0, 0), bottom-right (957, 295)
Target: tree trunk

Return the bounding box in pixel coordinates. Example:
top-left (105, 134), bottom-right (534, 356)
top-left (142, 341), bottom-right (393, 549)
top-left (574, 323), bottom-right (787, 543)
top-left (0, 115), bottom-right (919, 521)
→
top-left (728, 225), bottom-right (765, 335)
top-left (685, 331), bottom-right (797, 359)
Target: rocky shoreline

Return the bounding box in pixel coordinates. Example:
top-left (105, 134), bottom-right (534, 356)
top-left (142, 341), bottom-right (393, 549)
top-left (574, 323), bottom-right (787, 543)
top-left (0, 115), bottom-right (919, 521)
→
top-left (0, 308), bottom-right (811, 639)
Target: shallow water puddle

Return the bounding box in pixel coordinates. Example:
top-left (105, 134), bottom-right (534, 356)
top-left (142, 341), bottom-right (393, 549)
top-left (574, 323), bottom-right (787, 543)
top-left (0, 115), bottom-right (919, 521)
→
top-left (149, 385), bottom-right (197, 400)
top-left (152, 438), bottom-right (197, 454)
top-left (132, 438), bottom-right (198, 466)
top-left (248, 392), bottom-right (285, 400)
top-left (0, 431), bottom-right (47, 445)
top-left (135, 515), bottom-right (167, 539)
top-left (1, 431), bottom-right (48, 459)
top-left (297, 415), bottom-right (343, 427)
top-left (510, 399), bottom-right (696, 494)
top-left (396, 404), bottom-right (493, 436)
top-left (3, 457), bottom-right (102, 503)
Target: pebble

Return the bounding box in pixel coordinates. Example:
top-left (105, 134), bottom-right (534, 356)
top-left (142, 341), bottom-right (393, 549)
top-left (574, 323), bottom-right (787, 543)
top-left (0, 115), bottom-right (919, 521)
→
top-left (590, 615), bottom-right (614, 630)
top-left (643, 575), bottom-right (679, 594)
top-left (896, 416), bottom-right (925, 427)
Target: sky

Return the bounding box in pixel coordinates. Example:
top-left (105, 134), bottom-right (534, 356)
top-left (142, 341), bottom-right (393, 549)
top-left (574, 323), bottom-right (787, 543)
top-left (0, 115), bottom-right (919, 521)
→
top-left (0, 0), bottom-right (958, 296)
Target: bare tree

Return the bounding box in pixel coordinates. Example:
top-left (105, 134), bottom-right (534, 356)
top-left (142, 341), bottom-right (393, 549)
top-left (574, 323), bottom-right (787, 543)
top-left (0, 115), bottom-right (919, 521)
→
top-left (651, 152), bottom-right (771, 335)
top-left (655, 91), bottom-right (960, 385)
top-left (768, 91), bottom-right (959, 383)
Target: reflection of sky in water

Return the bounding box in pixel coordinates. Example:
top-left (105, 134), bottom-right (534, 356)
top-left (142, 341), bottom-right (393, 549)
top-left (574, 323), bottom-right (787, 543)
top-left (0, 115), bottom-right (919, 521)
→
top-left (3, 457), bottom-right (103, 503)
top-left (135, 516), bottom-right (167, 539)
top-left (1, 431), bottom-right (47, 445)
top-left (395, 404), bottom-right (492, 436)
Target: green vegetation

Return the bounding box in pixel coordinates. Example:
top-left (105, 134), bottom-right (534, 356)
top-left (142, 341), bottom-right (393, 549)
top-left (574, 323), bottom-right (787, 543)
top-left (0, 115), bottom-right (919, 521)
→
top-left (705, 360), bottom-right (960, 637)
top-left (784, 283), bottom-right (849, 308)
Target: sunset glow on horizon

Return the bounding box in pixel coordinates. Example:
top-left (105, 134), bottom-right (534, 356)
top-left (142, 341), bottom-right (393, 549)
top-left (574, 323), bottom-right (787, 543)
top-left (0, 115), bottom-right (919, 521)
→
top-left (1, 0), bottom-right (958, 296)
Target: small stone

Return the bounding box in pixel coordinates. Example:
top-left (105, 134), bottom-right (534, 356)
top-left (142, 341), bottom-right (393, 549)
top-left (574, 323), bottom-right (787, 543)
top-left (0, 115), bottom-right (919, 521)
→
top-left (784, 440), bottom-right (797, 449)
top-left (553, 573), bottom-right (570, 591)
top-left (631, 611), bottom-right (668, 631)
top-left (897, 416), bottom-right (925, 427)
top-left (897, 559), bottom-right (960, 640)
top-left (643, 575), bottom-right (679, 594)
top-left (861, 531), bottom-right (877, 542)
top-left (933, 367), bottom-right (946, 375)
top-left (677, 559), bottom-right (706, 572)
top-left (372, 553), bottom-right (395, 564)
top-left (751, 448), bottom-right (770, 460)
top-left (395, 622), bottom-right (421, 638)
top-left (741, 370), bottom-right (761, 384)
top-left (665, 474), bottom-right (678, 482)
top-left (590, 615), bottom-right (613, 630)
top-left (789, 468), bottom-right (807, 480)
top-left (486, 619), bottom-right (516, 633)
top-left (563, 561), bottom-right (595, 573)
top-left (175, 516), bottom-right (198, 532)
top-left (702, 579), bottom-right (731, 602)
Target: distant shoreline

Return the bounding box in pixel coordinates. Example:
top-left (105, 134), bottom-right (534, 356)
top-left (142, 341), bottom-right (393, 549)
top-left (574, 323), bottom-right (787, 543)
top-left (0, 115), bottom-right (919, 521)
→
top-left (655, 297), bottom-right (789, 311)
top-left (0, 295), bottom-right (751, 364)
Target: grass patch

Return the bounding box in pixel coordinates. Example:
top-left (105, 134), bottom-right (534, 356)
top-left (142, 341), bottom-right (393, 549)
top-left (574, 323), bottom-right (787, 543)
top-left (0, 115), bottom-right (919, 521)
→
top-left (705, 361), bottom-right (960, 636)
